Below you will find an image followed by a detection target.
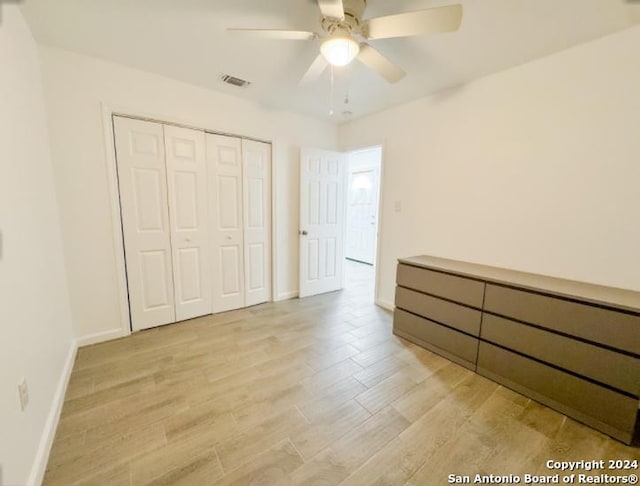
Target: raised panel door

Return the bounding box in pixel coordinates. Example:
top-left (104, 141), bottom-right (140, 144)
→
top-left (207, 134), bottom-right (245, 313)
top-left (164, 125), bottom-right (212, 321)
top-left (113, 116), bottom-right (176, 330)
top-left (299, 148), bottom-right (346, 297)
top-left (242, 139), bottom-right (271, 306)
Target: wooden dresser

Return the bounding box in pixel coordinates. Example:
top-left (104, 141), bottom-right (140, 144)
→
top-left (393, 255), bottom-right (640, 444)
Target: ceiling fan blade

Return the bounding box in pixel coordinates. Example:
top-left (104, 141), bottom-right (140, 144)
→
top-left (300, 54), bottom-right (328, 85)
top-left (317, 0), bottom-right (345, 20)
top-left (227, 29), bottom-right (316, 40)
top-left (364, 4), bottom-right (463, 40)
top-left (357, 43), bottom-right (406, 84)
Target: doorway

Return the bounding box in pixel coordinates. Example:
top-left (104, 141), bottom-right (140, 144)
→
top-left (344, 146), bottom-right (382, 300)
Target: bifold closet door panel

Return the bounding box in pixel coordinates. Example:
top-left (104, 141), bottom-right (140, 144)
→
top-left (113, 116), bottom-right (176, 331)
top-left (207, 134), bottom-right (246, 313)
top-left (164, 125), bottom-right (212, 321)
top-left (242, 139), bottom-right (272, 306)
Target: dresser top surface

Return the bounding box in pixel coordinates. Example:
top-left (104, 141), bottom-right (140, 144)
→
top-left (399, 255), bottom-right (640, 313)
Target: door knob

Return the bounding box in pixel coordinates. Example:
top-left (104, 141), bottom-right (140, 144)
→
top-left (299, 230), bottom-right (308, 236)
top-left (185, 237), bottom-right (192, 242)
top-left (226, 235), bottom-right (232, 240)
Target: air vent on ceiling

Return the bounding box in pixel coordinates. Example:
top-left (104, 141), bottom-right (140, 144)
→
top-left (220, 74), bottom-right (251, 88)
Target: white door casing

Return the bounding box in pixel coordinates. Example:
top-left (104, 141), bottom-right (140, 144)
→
top-left (207, 134), bottom-right (246, 313)
top-left (346, 158), bottom-right (380, 265)
top-left (113, 116), bottom-right (176, 330)
top-left (299, 148), bottom-right (346, 298)
top-left (164, 125), bottom-right (212, 321)
top-left (242, 139), bottom-right (272, 306)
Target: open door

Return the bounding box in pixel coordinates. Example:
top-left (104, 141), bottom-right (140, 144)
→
top-left (299, 148), bottom-right (347, 298)
top-left (345, 147), bottom-right (381, 265)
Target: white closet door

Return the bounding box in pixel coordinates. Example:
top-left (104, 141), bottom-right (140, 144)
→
top-left (299, 148), bottom-right (347, 298)
top-left (113, 116), bottom-right (175, 331)
top-left (164, 125), bottom-right (212, 321)
top-left (207, 134), bottom-right (246, 313)
top-left (242, 139), bottom-right (271, 306)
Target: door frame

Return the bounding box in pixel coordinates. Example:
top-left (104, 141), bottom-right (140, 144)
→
top-left (342, 143), bottom-right (388, 310)
top-left (101, 103), bottom-right (277, 338)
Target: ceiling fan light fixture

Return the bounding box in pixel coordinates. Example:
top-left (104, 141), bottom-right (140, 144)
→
top-left (321, 34), bottom-right (360, 67)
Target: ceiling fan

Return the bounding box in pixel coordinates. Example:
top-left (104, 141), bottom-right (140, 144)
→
top-left (228, 0), bottom-right (463, 84)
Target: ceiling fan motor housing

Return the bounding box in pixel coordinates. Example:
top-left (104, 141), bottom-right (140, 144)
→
top-left (321, 0), bottom-right (367, 35)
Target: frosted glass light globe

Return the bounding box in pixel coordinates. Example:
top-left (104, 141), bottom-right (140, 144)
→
top-left (321, 35), bottom-right (360, 67)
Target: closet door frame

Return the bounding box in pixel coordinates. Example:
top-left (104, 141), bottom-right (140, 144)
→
top-left (102, 105), bottom-right (277, 342)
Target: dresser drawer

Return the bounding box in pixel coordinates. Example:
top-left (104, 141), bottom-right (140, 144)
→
top-left (481, 314), bottom-right (640, 396)
top-left (395, 286), bottom-right (482, 336)
top-left (477, 342), bottom-right (638, 443)
top-left (396, 263), bottom-right (485, 308)
top-left (393, 309), bottom-right (478, 369)
top-left (484, 284), bottom-right (640, 355)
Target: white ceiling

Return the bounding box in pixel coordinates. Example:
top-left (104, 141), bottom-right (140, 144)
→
top-left (20, 0), bottom-right (640, 123)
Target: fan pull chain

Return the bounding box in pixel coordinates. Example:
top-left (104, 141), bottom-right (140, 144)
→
top-left (329, 65), bottom-right (335, 116)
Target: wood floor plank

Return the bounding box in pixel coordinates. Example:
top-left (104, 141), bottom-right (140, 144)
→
top-left (300, 358), bottom-right (363, 392)
top-left (71, 462), bottom-right (132, 486)
top-left (130, 434), bottom-right (223, 486)
top-left (44, 423), bottom-right (165, 485)
top-left (291, 399), bottom-right (371, 460)
top-left (298, 376), bottom-right (368, 422)
top-left (290, 407), bottom-right (411, 485)
top-left (342, 373), bottom-right (498, 486)
top-left (391, 362), bottom-right (472, 422)
top-left (355, 366), bottom-right (425, 414)
top-left (163, 399), bottom-right (238, 444)
top-left (215, 407), bottom-right (309, 472)
top-left (215, 439), bottom-right (303, 486)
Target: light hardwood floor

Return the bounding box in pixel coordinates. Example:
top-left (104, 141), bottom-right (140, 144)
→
top-left (45, 261), bottom-right (638, 485)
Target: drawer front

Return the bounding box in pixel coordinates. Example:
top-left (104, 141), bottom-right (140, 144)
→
top-left (481, 314), bottom-right (640, 396)
top-left (394, 309), bottom-right (478, 368)
top-left (395, 286), bottom-right (482, 336)
top-left (484, 284), bottom-right (640, 355)
top-left (396, 263), bottom-right (485, 308)
top-left (477, 342), bottom-right (638, 441)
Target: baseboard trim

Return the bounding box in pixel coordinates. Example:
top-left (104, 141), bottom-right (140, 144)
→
top-left (275, 290), bottom-right (299, 301)
top-left (375, 299), bottom-right (395, 312)
top-left (27, 339), bottom-right (77, 486)
top-left (77, 328), bottom-right (128, 347)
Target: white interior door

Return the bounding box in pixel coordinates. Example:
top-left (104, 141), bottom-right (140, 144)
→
top-left (299, 148), bottom-right (347, 298)
top-left (345, 151), bottom-right (380, 265)
top-left (164, 125), bottom-right (212, 321)
top-left (242, 139), bottom-right (271, 306)
top-left (113, 116), bottom-right (175, 331)
top-left (207, 134), bottom-right (246, 313)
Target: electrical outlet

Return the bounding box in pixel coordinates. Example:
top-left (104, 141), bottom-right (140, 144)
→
top-left (18, 379), bottom-right (29, 411)
top-left (394, 200), bottom-right (402, 213)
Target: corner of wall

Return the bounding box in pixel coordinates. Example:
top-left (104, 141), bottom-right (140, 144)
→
top-left (27, 339), bottom-right (77, 486)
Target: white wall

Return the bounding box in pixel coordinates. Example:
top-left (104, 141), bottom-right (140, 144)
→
top-left (38, 45), bottom-right (338, 343)
top-left (0, 6), bottom-right (76, 485)
top-left (340, 26), bottom-right (640, 307)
